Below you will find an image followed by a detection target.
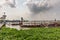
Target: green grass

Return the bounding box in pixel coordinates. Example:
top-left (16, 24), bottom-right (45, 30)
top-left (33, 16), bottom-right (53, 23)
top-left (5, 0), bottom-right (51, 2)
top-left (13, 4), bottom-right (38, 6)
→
top-left (0, 27), bottom-right (60, 40)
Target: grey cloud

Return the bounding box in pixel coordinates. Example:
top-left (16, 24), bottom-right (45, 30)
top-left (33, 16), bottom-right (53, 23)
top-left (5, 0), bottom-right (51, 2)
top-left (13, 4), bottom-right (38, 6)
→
top-left (24, 0), bottom-right (51, 13)
top-left (0, 0), bottom-right (16, 8)
top-left (6, 0), bottom-right (16, 8)
top-left (23, 0), bottom-right (60, 20)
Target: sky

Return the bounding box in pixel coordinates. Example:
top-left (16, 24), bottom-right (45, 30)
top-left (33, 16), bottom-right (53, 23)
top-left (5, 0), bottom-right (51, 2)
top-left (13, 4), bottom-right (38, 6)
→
top-left (0, 0), bottom-right (60, 20)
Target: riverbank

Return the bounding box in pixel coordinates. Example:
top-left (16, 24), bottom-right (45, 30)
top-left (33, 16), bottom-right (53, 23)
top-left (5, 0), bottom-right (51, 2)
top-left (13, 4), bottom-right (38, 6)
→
top-left (0, 27), bottom-right (60, 40)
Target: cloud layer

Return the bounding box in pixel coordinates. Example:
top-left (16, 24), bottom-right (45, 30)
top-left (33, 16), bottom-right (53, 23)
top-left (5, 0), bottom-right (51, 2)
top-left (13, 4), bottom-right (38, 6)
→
top-left (23, 0), bottom-right (60, 20)
top-left (0, 0), bottom-right (16, 8)
top-left (24, 0), bottom-right (51, 13)
top-left (0, 0), bottom-right (60, 20)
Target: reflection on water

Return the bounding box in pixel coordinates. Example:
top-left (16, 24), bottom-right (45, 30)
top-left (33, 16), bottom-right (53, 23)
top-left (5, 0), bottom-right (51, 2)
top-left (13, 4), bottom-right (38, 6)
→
top-left (0, 23), bottom-right (30, 30)
top-left (6, 25), bottom-right (31, 30)
top-left (6, 25), bottom-right (21, 30)
top-left (0, 24), bottom-right (3, 28)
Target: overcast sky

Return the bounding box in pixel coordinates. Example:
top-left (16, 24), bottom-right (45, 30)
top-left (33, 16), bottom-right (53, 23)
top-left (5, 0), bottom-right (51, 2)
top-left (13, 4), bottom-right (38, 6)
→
top-left (0, 0), bottom-right (60, 20)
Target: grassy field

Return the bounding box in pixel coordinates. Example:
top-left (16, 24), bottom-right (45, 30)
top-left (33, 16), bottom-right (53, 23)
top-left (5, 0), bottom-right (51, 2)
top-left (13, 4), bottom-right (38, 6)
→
top-left (0, 27), bottom-right (60, 40)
